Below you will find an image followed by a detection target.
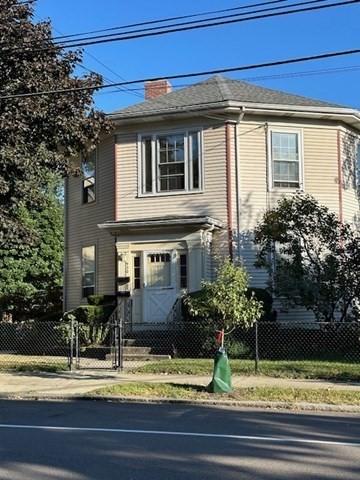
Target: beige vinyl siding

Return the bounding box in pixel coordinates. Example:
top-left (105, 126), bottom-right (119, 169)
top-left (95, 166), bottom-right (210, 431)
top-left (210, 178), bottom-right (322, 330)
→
top-left (65, 136), bottom-right (116, 310)
top-left (236, 121), bottom-right (268, 287)
top-left (236, 119), bottom-right (345, 288)
top-left (302, 126), bottom-right (339, 212)
top-left (115, 123), bottom-right (229, 223)
top-left (341, 129), bottom-right (360, 226)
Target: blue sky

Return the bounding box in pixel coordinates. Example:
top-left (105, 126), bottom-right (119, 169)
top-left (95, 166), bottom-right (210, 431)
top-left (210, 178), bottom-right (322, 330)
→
top-left (34, 0), bottom-right (360, 113)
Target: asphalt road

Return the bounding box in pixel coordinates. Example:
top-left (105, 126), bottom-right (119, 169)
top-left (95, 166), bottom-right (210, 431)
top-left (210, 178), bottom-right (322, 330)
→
top-left (0, 400), bottom-right (359, 480)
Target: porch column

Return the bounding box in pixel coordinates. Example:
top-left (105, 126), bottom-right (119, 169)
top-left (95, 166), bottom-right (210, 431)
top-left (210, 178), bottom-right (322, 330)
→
top-left (186, 234), bottom-right (204, 292)
top-left (115, 242), bottom-right (131, 296)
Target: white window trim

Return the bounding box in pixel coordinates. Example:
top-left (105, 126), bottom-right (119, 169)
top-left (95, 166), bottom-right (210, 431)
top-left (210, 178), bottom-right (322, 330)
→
top-left (267, 127), bottom-right (304, 192)
top-left (137, 128), bottom-right (204, 197)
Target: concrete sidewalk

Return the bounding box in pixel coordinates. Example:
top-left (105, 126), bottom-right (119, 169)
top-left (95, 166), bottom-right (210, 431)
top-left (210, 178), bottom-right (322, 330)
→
top-left (0, 370), bottom-right (359, 397)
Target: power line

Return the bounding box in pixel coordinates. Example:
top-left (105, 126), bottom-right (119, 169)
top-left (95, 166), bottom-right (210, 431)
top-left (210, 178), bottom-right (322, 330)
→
top-left (52, 0), bottom-right (293, 41)
top-left (32, 13), bottom-right (144, 101)
top-left (52, 0), bottom-right (329, 48)
top-left (92, 65), bottom-right (360, 96)
top-left (1, 48), bottom-right (360, 101)
top-left (2, 0), bottom-right (357, 55)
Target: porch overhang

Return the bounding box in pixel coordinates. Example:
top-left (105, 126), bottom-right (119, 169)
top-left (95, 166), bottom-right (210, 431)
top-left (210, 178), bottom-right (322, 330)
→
top-left (98, 215), bottom-right (224, 235)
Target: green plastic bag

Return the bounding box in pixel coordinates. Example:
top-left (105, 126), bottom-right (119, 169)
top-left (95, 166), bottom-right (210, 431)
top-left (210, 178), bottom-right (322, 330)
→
top-left (208, 348), bottom-right (232, 393)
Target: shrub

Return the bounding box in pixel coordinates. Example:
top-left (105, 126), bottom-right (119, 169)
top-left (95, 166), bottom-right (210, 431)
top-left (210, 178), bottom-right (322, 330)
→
top-left (87, 295), bottom-right (116, 306)
top-left (63, 305), bottom-right (114, 346)
top-left (246, 288), bottom-right (275, 321)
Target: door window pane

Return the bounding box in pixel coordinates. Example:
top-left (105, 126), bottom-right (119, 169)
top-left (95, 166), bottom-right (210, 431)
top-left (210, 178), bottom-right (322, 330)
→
top-left (147, 253), bottom-right (171, 287)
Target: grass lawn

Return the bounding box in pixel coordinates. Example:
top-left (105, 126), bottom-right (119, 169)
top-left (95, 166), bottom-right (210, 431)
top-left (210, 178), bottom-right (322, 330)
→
top-left (131, 358), bottom-right (360, 382)
top-left (0, 354), bottom-right (68, 373)
top-left (91, 382), bottom-right (360, 406)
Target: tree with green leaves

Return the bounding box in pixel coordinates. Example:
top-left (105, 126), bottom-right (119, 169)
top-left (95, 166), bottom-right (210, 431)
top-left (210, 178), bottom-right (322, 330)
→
top-left (184, 258), bottom-right (263, 346)
top-left (0, 0), bottom-right (111, 248)
top-left (0, 175), bottom-right (64, 321)
top-left (254, 192), bottom-right (360, 322)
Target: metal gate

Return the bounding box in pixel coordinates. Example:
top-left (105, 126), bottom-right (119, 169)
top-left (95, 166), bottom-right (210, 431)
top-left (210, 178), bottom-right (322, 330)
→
top-left (69, 299), bottom-right (132, 370)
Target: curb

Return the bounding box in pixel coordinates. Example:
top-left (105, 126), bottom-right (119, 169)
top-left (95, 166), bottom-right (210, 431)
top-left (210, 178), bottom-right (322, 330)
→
top-left (1, 393), bottom-right (360, 412)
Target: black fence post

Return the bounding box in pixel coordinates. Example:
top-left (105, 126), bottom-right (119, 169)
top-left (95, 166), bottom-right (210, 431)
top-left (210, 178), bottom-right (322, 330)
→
top-left (255, 320), bottom-right (259, 374)
top-left (69, 318), bottom-right (74, 371)
top-left (119, 309), bottom-right (124, 371)
top-left (75, 321), bottom-right (80, 369)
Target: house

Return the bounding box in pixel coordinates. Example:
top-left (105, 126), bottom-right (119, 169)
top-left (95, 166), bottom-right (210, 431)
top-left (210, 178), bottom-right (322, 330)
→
top-left (64, 75), bottom-right (360, 323)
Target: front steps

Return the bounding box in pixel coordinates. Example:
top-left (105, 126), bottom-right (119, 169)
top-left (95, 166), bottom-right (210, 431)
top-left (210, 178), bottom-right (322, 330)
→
top-left (121, 344), bottom-right (171, 362)
top-left (106, 340), bottom-right (171, 363)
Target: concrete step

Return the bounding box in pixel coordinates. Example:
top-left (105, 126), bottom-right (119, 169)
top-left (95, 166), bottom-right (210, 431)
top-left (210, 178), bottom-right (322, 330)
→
top-left (106, 352), bottom-right (171, 362)
top-left (123, 346), bottom-right (152, 355)
top-left (123, 353), bottom-right (171, 361)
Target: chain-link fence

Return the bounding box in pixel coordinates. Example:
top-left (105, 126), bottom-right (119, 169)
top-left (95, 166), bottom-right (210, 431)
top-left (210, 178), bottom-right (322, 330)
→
top-left (0, 321), bottom-right (70, 371)
top-left (0, 319), bottom-right (359, 372)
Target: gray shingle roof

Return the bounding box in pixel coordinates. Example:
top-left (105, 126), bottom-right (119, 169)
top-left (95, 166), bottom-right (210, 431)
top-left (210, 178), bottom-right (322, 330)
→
top-left (109, 75), bottom-right (346, 118)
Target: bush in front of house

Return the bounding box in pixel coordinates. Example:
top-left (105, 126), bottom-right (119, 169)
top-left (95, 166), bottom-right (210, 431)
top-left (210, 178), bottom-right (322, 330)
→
top-left (63, 303), bottom-right (115, 346)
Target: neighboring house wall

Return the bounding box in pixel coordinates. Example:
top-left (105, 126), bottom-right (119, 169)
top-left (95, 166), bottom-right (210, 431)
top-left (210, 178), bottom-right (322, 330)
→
top-left (65, 136), bottom-right (116, 310)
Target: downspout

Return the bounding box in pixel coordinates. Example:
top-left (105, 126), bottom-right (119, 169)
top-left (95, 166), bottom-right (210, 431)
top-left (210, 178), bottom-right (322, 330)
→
top-left (264, 123), bottom-right (270, 211)
top-left (63, 177), bottom-right (68, 313)
top-left (113, 135), bottom-right (118, 300)
top-left (337, 129), bottom-right (343, 223)
top-left (114, 134), bottom-right (118, 221)
top-left (235, 107), bottom-right (245, 262)
top-left (226, 122), bottom-right (233, 260)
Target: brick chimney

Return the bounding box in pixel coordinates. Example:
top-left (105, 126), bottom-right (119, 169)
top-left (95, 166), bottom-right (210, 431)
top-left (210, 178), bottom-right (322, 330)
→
top-left (145, 79), bottom-right (172, 100)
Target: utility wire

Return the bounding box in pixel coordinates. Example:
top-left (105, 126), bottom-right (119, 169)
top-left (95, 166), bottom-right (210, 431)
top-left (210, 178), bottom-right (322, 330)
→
top-left (53, 0), bottom-right (329, 47)
top-left (52, 0), bottom-right (293, 40)
top-left (1, 48), bottom-right (360, 101)
top-left (92, 65), bottom-right (360, 96)
top-left (32, 13), bottom-right (144, 101)
top-left (1, 0), bottom-right (357, 54)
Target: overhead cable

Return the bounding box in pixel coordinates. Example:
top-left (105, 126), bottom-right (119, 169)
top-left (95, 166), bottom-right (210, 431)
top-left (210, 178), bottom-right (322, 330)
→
top-left (1, 48), bottom-right (359, 100)
top-left (1, 0), bottom-right (357, 54)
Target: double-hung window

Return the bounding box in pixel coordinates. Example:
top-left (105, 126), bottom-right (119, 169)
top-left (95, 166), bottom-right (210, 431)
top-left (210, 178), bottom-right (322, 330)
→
top-left (82, 245), bottom-right (95, 298)
top-left (270, 130), bottom-right (302, 189)
top-left (139, 130), bottom-right (202, 195)
top-left (82, 149), bottom-right (96, 204)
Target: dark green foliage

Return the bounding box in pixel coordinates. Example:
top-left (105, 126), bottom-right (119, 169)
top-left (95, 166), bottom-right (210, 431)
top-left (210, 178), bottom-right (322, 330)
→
top-left (0, 177), bottom-right (64, 321)
top-left (87, 295), bottom-right (116, 306)
top-left (0, 0), bottom-right (111, 248)
top-left (65, 305), bottom-right (114, 346)
top-left (254, 193), bottom-right (360, 322)
top-left (246, 288), bottom-right (275, 321)
top-left (37, 311), bottom-right (63, 323)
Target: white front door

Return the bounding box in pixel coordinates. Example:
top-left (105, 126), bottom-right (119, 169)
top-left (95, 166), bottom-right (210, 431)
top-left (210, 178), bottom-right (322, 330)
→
top-left (143, 251), bottom-right (176, 323)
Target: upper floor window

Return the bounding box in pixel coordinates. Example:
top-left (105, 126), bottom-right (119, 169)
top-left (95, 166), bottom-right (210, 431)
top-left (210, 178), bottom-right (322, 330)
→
top-left (139, 130), bottom-right (202, 195)
top-left (270, 130), bottom-right (302, 189)
top-left (82, 149), bottom-right (96, 204)
top-left (82, 245), bottom-right (95, 298)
